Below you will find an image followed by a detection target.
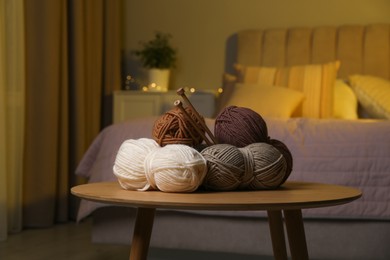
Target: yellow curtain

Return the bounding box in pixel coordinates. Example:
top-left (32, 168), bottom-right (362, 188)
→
top-left (0, 0), bottom-right (25, 241)
top-left (20, 0), bottom-right (121, 228)
top-left (67, 0), bottom-right (122, 218)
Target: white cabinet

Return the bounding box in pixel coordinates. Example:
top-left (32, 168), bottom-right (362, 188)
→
top-left (113, 90), bottom-right (216, 123)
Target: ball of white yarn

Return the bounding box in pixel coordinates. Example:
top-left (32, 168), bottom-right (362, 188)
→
top-left (144, 144), bottom-right (207, 193)
top-left (113, 138), bottom-right (159, 190)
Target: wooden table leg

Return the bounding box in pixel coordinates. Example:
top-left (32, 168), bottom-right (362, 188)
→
top-left (267, 210), bottom-right (288, 260)
top-left (129, 207), bottom-right (156, 260)
top-left (283, 209), bottom-right (309, 260)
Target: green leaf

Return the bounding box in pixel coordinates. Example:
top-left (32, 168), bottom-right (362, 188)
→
top-left (133, 31), bottom-right (177, 69)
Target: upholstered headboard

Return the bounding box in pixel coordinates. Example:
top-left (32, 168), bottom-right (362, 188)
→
top-left (235, 24), bottom-right (390, 80)
top-left (219, 24), bottom-right (390, 120)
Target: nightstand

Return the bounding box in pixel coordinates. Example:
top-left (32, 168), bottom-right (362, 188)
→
top-left (113, 90), bottom-right (216, 123)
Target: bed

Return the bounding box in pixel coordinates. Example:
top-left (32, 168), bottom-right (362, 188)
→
top-left (75, 24), bottom-right (390, 259)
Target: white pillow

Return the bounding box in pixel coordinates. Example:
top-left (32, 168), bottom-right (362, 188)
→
top-left (348, 75), bottom-right (390, 119)
top-left (333, 79), bottom-right (358, 119)
top-left (221, 83), bottom-right (304, 118)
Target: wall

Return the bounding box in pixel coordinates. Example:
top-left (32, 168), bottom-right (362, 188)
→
top-left (122, 0), bottom-right (390, 91)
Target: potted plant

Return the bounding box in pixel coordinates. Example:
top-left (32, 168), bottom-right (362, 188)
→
top-left (133, 32), bottom-right (177, 91)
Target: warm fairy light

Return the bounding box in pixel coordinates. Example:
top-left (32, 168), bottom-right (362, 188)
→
top-left (218, 87), bottom-right (223, 94)
top-left (189, 87), bottom-right (196, 93)
top-left (142, 86), bottom-right (149, 91)
top-left (147, 82), bottom-right (163, 92)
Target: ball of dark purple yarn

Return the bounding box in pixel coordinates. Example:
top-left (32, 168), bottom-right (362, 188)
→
top-left (215, 106), bottom-right (269, 147)
top-left (269, 139), bottom-right (293, 184)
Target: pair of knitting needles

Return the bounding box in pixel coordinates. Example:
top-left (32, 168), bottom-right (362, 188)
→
top-left (174, 88), bottom-right (217, 146)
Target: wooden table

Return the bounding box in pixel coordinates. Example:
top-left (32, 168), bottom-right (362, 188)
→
top-left (71, 181), bottom-right (361, 260)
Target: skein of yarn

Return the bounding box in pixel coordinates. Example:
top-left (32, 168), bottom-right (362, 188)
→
top-left (144, 144), bottom-right (207, 192)
top-left (201, 144), bottom-right (245, 191)
top-left (215, 106), bottom-right (269, 147)
top-left (113, 138), bottom-right (159, 190)
top-left (201, 142), bottom-right (288, 191)
top-left (239, 142), bottom-right (287, 189)
top-left (152, 106), bottom-right (205, 147)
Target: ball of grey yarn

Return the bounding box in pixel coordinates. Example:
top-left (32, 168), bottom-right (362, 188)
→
top-left (201, 144), bottom-right (245, 191)
top-left (239, 142), bottom-right (287, 190)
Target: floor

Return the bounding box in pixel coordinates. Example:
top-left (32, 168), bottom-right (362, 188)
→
top-left (0, 219), bottom-right (272, 260)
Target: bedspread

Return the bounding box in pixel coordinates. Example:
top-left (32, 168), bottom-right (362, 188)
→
top-left (75, 117), bottom-right (390, 221)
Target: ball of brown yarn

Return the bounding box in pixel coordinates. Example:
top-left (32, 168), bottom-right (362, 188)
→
top-left (239, 142), bottom-right (287, 190)
top-left (152, 106), bottom-right (205, 147)
top-left (215, 106), bottom-right (269, 147)
top-left (269, 139), bottom-right (293, 184)
top-left (201, 144), bottom-right (245, 191)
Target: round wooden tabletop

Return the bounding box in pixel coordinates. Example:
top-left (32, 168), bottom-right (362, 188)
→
top-left (71, 181), bottom-right (362, 211)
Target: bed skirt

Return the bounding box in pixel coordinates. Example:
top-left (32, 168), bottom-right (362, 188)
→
top-left (89, 206), bottom-right (390, 260)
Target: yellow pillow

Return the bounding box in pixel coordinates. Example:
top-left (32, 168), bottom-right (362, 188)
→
top-left (333, 79), bottom-right (358, 119)
top-left (348, 75), bottom-right (390, 119)
top-left (221, 83), bottom-right (304, 118)
top-left (235, 61), bottom-right (340, 118)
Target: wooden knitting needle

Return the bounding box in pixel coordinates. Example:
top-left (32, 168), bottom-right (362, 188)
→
top-left (176, 88), bottom-right (218, 144)
top-left (174, 100), bottom-right (213, 146)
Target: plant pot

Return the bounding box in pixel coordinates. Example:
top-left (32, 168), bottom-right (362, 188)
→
top-left (148, 69), bottom-right (170, 92)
